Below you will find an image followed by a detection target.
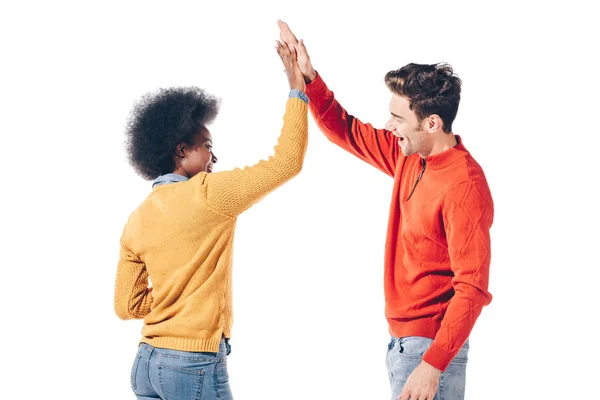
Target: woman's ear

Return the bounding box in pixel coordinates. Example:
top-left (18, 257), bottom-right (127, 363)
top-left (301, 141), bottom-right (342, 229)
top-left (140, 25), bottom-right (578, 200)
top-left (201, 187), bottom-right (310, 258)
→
top-left (174, 143), bottom-right (186, 158)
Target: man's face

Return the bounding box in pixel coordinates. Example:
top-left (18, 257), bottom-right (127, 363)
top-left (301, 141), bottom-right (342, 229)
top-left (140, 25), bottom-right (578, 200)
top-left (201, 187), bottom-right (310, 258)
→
top-left (386, 94), bottom-right (430, 157)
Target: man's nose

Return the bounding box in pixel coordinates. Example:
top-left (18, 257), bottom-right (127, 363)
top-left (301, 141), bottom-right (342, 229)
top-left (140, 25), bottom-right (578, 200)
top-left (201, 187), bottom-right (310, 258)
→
top-left (385, 119), bottom-right (395, 131)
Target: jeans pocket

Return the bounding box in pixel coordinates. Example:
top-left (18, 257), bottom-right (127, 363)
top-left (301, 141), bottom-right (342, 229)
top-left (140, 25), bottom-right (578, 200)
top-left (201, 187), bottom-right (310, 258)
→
top-left (158, 364), bottom-right (205, 400)
top-left (440, 349), bottom-right (468, 400)
top-left (387, 337), bottom-right (396, 352)
top-left (215, 361), bottom-right (233, 400)
top-left (130, 351), bottom-right (143, 392)
top-left (397, 336), bottom-right (433, 360)
top-left (449, 341), bottom-right (469, 365)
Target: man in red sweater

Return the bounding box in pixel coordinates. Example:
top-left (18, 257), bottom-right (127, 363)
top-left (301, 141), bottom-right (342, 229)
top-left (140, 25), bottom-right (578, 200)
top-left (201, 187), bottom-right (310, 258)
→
top-left (278, 21), bottom-right (494, 400)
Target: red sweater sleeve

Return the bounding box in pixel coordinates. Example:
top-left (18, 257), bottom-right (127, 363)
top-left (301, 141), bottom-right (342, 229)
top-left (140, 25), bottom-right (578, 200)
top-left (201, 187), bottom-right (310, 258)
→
top-left (304, 72), bottom-right (400, 177)
top-left (423, 181), bottom-right (494, 371)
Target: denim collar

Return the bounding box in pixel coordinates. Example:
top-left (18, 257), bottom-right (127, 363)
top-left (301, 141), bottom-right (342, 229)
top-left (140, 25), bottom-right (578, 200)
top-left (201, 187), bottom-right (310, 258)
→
top-left (152, 173), bottom-right (189, 188)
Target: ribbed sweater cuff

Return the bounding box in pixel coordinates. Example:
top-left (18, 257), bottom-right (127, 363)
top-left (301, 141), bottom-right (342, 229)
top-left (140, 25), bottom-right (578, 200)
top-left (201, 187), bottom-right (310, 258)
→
top-left (287, 96), bottom-right (308, 112)
top-left (422, 343), bottom-right (454, 372)
top-left (304, 71), bottom-right (326, 98)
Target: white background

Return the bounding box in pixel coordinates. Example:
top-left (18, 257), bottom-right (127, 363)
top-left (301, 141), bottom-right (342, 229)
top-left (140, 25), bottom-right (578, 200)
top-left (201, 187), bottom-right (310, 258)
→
top-left (1, 0), bottom-right (598, 399)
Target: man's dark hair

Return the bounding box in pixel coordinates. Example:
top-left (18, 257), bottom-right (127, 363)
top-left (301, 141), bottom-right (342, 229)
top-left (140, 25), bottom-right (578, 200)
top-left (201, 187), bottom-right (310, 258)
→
top-left (385, 63), bottom-right (461, 133)
top-left (125, 87), bottom-right (220, 180)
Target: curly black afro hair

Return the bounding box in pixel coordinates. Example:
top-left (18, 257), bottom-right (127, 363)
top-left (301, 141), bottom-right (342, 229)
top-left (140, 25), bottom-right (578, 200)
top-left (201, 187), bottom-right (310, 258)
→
top-left (125, 87), bottom-right (220, 180)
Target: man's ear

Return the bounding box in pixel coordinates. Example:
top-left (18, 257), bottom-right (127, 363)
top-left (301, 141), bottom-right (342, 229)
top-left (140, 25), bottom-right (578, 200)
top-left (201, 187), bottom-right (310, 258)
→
top-left (426, 114), bottom-right (443, 133)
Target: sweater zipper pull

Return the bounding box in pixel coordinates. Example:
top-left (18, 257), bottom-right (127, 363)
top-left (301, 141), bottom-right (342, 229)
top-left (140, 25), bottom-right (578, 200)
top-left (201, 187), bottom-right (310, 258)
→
top-left (407, 158), bottom-right (426, 201)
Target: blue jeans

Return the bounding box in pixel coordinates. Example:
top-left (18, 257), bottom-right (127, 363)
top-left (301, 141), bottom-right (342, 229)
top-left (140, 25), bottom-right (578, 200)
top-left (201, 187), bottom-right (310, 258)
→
top-left (131, 340), bottom-right (233, 400)
top-left (386, 336), bottom-right (469, 400)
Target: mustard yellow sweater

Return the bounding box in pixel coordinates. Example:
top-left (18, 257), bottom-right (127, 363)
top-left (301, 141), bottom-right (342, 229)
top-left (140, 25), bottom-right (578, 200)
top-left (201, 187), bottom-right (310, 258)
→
top-left (114, 98), bottom-right (308, 352)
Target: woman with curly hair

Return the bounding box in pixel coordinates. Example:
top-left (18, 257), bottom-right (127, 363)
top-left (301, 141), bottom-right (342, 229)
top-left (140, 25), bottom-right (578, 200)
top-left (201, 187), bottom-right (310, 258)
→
top-left (114, 41), bottom-right (307, 400)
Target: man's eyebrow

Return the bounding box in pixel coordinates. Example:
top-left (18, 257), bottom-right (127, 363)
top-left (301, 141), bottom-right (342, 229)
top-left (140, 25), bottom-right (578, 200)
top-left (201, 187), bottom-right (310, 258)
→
top-left (390, 112), bottom-right (403, 119)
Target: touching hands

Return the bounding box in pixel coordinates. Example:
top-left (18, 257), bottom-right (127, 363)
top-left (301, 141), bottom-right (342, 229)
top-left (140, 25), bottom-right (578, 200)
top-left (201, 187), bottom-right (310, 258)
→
top-left (275, 39), bottom-right (305, 91)
top-left (277, 20), bottom-right (317, 82)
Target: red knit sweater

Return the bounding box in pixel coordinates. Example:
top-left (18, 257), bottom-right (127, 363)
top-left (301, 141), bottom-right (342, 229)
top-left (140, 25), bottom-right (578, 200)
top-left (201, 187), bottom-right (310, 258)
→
top-left (305, 73), bottom-right (494, 371)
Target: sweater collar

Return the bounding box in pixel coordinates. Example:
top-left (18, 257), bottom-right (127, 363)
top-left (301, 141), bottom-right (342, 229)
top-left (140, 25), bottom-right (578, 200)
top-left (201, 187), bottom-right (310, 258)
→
top-left (422, 135), bottom-right (468, 169)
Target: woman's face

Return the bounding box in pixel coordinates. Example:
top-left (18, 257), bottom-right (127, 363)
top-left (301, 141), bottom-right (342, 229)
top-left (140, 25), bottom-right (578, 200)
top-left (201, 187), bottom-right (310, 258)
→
top-left (178, 129), bottom-right (218, 177)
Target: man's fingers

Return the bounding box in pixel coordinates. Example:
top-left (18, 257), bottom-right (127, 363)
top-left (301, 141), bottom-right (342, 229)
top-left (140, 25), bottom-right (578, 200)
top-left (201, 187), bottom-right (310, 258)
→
top-left (277, 19), bottom-right (299, 45)
top-left (296, 39), bottom-right (309, 59)
top-left (299, 39), bottom-right (307, 52)
top-left (400, 391), bottom-right (427, 400)
top-left (278, 20), bottom-right (293, 37)
top-left (279, 30), bottom-right (294, 49)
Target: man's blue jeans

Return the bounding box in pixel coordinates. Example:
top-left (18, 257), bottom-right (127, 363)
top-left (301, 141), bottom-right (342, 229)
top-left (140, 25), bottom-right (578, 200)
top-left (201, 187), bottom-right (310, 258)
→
top-left (386, 336), bottom-right (469, 400)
